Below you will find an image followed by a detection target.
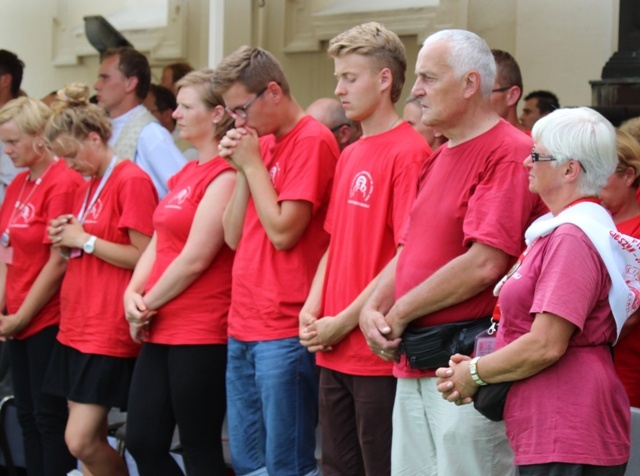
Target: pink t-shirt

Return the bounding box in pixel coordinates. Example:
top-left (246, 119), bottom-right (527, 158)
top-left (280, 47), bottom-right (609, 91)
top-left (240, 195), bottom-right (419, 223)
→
top-left (614, 215), bottom-right (640, 407)
top-left (145, 158), bottom-right (235, 345)
top-left (316, 122), bottom-right (431, 376)
top-left (0, 160), bottom-right (83, 339)
top-left (58, 161), bottom-right (158, 358)
top-left (394, 120), bottom-right (546, 378)
top-left (498, 224), bottom-right (630, 466)
top-left (228, 115), bottom-right (339, 341)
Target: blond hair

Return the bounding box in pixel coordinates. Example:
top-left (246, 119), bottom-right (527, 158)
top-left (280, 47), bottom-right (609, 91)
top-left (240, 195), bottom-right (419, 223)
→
top-left (212, 46), bottom-right (290, 96)
top-left (176, 69), bottom-right (234, 140)
top-left (615, 129), bottom-right (640, 189)
top-left (0, 97), bottom-right (51, 136)
top-left (619, 116), bottom-right (640, 145)
top-left (45, 82), bottom-right (112, 145)
top-left (328, 22), bottom-right (406, 103)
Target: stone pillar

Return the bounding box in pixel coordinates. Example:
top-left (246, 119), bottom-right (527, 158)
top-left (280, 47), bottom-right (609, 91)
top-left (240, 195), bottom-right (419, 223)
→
top-left (591, 0), bottom-right (640, 108)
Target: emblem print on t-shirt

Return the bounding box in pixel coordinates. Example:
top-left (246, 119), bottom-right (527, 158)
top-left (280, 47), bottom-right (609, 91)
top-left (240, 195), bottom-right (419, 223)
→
top-left (166, 186), bottom-right (191, 210)
top-left (348, 171), bottom-right (374, 209)
top-left (84, 199), bottom-right (103, 224)
top-left (269, 162), bottom-right (280, 186)
top-left (11, 202), bottom-right (35, 228)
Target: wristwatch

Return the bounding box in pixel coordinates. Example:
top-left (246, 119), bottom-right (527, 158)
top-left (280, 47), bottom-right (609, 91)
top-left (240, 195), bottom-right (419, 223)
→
top-left (83, 235), bottom-right (97, 254)
top-left (469, 357), bottom-right (488, 386)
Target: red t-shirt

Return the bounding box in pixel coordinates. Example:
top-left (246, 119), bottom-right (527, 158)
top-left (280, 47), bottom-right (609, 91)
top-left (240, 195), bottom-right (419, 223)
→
top-left (145, 158), bottom-right (235, 345)
top-left (58, 161), bottom-right (158, 357)
top-left (0, 160), bottom-right (83, 339)
top-left (614, 214), bottom-right (640, 407)
top-left (497, 225), bottom-right (629, 466)
top-left (228, 115), bottom-right (339, 341)
top-left (394, 120), bottom-right (547, 378)
top-left (316, 122), bottom-right (431, 376)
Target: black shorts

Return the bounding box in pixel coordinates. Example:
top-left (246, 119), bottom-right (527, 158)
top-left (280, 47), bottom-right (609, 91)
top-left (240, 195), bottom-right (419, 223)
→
top-left (43, 341), bottom-right (136, 411)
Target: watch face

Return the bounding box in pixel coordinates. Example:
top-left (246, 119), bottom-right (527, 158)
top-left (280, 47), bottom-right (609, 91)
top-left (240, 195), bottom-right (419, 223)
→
top-left (83, 237), bottom-right (96, 253)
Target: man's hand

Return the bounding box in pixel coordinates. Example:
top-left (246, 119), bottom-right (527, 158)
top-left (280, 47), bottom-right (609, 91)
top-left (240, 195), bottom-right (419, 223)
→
top-left (360, 306), bottom-right (401, 361)
top-left (218, 127), bottom-right (262, 171)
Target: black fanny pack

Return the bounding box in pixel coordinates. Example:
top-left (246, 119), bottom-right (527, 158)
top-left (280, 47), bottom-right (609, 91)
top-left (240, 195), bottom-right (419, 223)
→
top-left (401, 316), bottom-right (492, 370)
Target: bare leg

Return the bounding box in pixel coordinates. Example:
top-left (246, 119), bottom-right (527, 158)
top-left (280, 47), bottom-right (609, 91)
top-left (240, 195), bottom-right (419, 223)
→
top-left (65, 401), bottom-right (128, 476)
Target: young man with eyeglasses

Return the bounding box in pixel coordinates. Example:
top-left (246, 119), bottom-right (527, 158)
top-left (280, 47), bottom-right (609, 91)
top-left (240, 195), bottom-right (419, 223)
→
top-left (359, 29), bottom-right (547, 476)
top-left (298, 22), bottom-right (431, 476)
top-left (215, 46), bottom-right (338, 476)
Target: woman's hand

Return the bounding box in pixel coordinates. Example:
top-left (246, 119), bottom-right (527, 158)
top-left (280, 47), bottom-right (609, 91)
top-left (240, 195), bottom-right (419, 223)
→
top-left (435, 354), bottom-right (478, 404)
top-left (0, 313), bottom-right (28, 338)
top-left (124, 290), bottom-right (156, 327)
top-left (129, 322), bottom-right (149, 344)
top-left (48, 215), bottom-right (89, 249)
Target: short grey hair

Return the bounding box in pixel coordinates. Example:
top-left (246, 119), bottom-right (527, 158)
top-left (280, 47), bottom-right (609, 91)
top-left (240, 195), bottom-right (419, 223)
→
top-left (532, 107), bottom-right (616, 197)
top-left (422, 29), bottom-right (496, 97)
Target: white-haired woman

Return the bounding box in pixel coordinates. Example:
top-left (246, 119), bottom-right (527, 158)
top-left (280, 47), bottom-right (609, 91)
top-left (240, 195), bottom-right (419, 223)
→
top-left (437, 107), bottom-right (634, 475)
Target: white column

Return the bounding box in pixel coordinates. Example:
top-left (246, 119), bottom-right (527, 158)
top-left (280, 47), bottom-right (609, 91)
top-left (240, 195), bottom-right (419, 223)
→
top-left (208, 0), bottom-right (225, 67)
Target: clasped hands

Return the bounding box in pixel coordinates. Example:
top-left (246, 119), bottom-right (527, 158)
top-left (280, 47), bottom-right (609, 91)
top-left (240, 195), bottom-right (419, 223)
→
top-left (123, 290), bottom-right (157, 344)
top-left (47, 214), bottom-right (89, 252)
top-left (358, 306), bottom-right (404, 362)
top-left (218, 127), bottom-right (261, 171)
top-left (435, 354), bottom-right (479, 406)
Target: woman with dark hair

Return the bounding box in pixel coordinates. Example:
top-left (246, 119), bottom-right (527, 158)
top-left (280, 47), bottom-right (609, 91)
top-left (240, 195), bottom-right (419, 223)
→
top-left (123, 69), bottom-right (235, 475)
top-left (44, 82), bottom-right (158, 475)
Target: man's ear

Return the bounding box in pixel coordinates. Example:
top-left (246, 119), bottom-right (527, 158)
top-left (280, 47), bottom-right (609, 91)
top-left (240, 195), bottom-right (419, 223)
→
top-left (124, 75), bottom-right (139, 96)
top-left (265, 81), bottom-right (284, 104)
top-left (506, 86), bottom-right (522, 108)
top-left (380, 67), bottom-right (393, 94)
top-left (463, 71), bottom-right (481, 98)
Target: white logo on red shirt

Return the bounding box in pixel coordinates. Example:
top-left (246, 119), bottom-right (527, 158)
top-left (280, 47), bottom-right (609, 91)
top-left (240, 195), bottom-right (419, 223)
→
top-left (348, 171), bottom-right (374, 209)
top-left (84, 199), bottom-right (103, 223)
top-left (10, 202), bottom-right (35, 228)
top-left (166, 186), bottom-right (191, 210)
top-left (269, 162), bottom-right (280, 185)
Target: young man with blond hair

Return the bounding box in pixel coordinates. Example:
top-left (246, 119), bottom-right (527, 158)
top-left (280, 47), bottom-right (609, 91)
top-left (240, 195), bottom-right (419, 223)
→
top-left (299, 22), bottom-right (430, 475)
top-left (216, 46), bottom-right (338, 476)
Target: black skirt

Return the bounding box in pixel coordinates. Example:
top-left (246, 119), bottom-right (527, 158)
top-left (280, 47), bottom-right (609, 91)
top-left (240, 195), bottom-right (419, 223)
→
top-left (43, 341), bottom-right (136, 411)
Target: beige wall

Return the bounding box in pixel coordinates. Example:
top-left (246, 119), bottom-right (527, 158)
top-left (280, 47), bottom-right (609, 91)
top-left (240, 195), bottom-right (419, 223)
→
top-left (218, 0), bottom-right (619, 113)
top-left (0, 0), bottom-right (209, 99)
top-left (0, 0), bottom-right (619, 114)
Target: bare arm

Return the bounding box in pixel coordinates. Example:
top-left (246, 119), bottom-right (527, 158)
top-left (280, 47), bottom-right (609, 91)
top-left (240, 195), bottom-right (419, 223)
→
top-left (360, 250), bottom-right (403, 358)
top-left (48, 215), bottom-right (152, 270)
top-left (142, 171), bottom-right (236, 310)
top-left (385, 242), bottom-right (510, 339)
top-left (222, 171), bottom-right (250, 250)
top-left (303, 262), bottom-right (384, 353)
top-left (219, 126), bottom-right (313, 251)
top-left (242, 161), bottom-right (313, 250)
top-left (0, 248), bottom-right (67, 337)
top-left (123, 233), bottom-right (158, 328)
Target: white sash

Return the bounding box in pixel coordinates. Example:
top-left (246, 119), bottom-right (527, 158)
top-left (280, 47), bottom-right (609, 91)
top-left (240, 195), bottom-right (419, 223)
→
top-left (525, 201), bottom-right (640, 340)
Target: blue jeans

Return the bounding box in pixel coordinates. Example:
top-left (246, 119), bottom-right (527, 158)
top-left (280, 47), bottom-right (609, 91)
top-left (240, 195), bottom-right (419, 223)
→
top-left (226, 336), bottom-right (319, 476)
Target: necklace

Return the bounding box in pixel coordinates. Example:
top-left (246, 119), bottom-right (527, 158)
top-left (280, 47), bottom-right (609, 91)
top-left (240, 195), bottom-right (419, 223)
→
top-left (388, 116), bottom-right (402, 131)
top-left (1, 159), bottom-right (58, 247)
